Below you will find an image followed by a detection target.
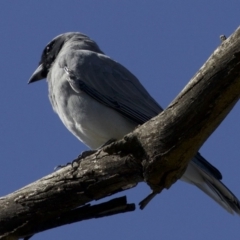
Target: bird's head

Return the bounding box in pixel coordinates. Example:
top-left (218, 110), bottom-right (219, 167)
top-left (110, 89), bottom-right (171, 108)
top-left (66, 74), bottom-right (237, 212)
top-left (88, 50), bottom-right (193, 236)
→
top-left (28, 32), bottom-right (102, 83)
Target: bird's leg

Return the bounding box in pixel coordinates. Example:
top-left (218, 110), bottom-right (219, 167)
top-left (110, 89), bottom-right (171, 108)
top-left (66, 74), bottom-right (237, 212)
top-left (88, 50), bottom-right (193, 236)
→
top-left (99, 138), bottom-right (116, 148)
top-left (76, 138), bottom-right (116, 159)
top-left (71, 138), bottom-right (117, 167)
top-left (54, 162), bottom-right (73, 170)
top-left (54, 150), bottom-right (97, 170)
top-left (54, 139), bottom-right (116, 170)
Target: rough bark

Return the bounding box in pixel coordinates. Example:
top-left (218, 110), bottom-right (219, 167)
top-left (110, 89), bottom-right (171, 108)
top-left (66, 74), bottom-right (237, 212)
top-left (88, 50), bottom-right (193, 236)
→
top-left (1, 27), bottom-right (240, 239)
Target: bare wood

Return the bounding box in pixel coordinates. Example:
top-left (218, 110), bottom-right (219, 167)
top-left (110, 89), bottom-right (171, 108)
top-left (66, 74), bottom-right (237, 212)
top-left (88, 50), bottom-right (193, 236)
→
top-left (1, 27), bottom-right (240, 239)
top-left (3, 196), bottom-right (134, 240)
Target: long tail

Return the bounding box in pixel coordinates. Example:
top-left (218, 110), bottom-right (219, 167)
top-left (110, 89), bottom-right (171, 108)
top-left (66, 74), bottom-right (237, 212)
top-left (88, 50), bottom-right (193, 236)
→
top-left (181, 153), bottom-right (240, 215)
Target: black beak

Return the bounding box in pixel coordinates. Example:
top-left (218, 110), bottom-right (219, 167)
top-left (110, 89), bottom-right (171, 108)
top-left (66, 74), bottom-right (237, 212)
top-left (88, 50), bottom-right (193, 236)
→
top-left (28, 64), bottom-right (45, 84)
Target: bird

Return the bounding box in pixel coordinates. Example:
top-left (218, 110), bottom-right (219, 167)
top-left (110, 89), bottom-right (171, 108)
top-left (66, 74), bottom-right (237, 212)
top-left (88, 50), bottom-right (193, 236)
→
top-left (29, 32), bottom-right (240, 214)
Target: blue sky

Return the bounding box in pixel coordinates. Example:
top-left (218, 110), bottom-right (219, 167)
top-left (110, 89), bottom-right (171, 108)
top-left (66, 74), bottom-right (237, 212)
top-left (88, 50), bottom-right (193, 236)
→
top-left (0, 1), bottom-right (240, 240)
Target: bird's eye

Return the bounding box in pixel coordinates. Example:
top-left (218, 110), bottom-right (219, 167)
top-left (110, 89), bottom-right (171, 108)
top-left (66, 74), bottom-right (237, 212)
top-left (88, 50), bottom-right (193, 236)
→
top-left (45, 41), bottom-right (55, 56)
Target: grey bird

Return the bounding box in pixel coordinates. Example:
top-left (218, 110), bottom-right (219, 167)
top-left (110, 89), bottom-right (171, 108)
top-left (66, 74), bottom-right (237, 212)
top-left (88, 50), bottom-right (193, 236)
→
top-left (29, 32), bottom-right (240, 214)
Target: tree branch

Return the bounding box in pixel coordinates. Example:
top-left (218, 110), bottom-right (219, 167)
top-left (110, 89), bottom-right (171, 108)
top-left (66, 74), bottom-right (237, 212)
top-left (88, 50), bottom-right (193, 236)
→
top-left (1, 27), bottom-right (240, 239)
top-left (21, 196), bottom-right (134, 240)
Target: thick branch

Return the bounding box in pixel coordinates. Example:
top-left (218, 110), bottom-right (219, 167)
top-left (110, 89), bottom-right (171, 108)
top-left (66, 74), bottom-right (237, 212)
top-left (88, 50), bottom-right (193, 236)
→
top-left (138, 30), bottom-right (240, 191)
top-left (1, 27), bottom-right (240, 239)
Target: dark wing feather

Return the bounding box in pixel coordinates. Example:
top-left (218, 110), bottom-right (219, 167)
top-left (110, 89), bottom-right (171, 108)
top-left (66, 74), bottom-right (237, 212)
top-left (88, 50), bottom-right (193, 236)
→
top-left (62, 50), bottom-right (163, 124)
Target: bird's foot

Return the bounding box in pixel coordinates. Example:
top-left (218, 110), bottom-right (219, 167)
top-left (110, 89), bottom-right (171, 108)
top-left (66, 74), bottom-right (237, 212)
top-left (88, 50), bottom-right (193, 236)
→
top-left (54, 162), bottom-right (72, 170)
top-left (99, 138), bottom-right (116, 148)
top-left (54, 139), bottom-right (116, 171)
top-left (77, 149), bottom-right (97, 160)
top-left (54, 149), bottom-right (97, 171)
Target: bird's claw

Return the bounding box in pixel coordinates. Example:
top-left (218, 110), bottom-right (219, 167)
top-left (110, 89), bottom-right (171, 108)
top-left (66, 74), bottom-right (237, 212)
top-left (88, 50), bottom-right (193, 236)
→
top-left (54, 150), bottom-right (97, 171)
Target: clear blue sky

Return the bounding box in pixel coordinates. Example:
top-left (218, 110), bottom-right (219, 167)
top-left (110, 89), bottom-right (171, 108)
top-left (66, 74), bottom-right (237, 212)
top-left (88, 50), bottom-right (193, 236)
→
top-left (0, 1), bottom-right (239, 240)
